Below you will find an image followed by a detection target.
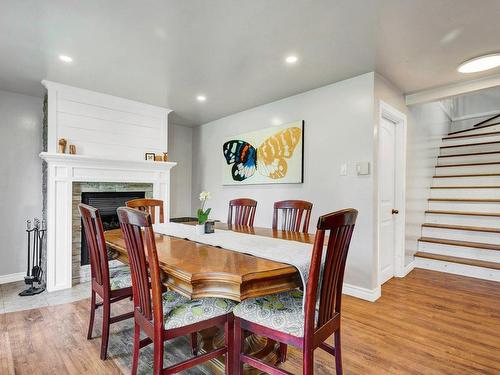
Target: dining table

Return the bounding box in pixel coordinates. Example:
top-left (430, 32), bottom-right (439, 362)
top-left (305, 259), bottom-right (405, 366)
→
top-left (104, 222), bottom-right (316, 374)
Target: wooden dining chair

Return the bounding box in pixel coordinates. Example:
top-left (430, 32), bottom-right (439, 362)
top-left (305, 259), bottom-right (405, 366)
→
top-left (233, 208), bottom-right (358, 375)
top-left (78, 203), bottom-right (134, 360)
top-left (126, 198), bottom-right (164, 224)
top-left (117, 207), bottom-right (236, 375)
top-left (228, 198), bottom-right (257, 227)
top-left (273, 200), bottom-right (313, 233)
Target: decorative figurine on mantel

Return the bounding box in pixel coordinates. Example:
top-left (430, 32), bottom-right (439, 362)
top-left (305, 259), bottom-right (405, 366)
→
top-left (163, 152), bottom-right (169, 161)
top-left (196, 191), bottom-right (213, 234)
top-left (69, 144), bottom-right (77, 154)
top-left (58, 138), bottom-right (67, 153)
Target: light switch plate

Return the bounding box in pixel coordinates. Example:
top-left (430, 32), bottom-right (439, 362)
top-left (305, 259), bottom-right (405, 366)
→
top-left (356, 161), bottom-right (370, 175)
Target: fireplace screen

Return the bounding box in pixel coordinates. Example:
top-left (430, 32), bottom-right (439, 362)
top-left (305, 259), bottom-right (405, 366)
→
top-left (80, 191), bottom-right (145, 265)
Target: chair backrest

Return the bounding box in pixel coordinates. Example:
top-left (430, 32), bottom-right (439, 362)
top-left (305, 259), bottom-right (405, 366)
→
top-left (126, 198), bottom-right (164, 224)
top-left (304, 209), bottom-right (358, 338)
top-left (228, 198), bottom-right (257, 226)
top-left (78, 203), bottom-right (110, 289)
top-left (272, 200), bottom-right (313, 233)
top-left (117, 207), bottom-right (163, 326)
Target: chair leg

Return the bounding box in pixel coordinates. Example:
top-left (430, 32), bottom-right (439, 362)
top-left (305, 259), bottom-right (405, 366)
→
top-left (303, 349), bottom-right (314, 375)
top-left (131, 322), bottom-right (140, 375)
top-left (334, 330), bottom-right (343, 375)
top-left (224, 316), bottom-right (234, 375)
top-left (234, 318), bottom-right (244, 375)
top-left (87, 290), bottom-right (96, 340)
top-left (100, 300), bottom-right (111, 360)
top-left (278, 342), bottom-right (288, 363)
top-left (191, 332), bottom-right (198, 355)
top-left (152, 338), bottom-right (164, 375)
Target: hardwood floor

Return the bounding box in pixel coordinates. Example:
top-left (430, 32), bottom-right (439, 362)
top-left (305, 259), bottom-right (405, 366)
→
top-left (1, 269), bottom-right (499, 374)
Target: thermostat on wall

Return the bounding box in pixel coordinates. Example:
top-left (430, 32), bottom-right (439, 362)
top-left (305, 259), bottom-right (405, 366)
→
top-left (356, 161), bottom-right (370, 176)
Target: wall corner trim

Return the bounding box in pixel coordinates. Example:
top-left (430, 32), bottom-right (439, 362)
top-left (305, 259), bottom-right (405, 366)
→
top-left (342, 283), bottom-right (381, 302)
top-left (0, 272), bottom-right (25, 285)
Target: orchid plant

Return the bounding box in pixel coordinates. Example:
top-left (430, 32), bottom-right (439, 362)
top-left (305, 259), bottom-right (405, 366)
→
top-left (197, 191), bottom-right (211, 225)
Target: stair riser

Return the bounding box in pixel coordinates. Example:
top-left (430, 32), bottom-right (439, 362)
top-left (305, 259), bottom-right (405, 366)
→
top-left (414, 258), bottom-right (500, 282)
top-left (442, 134), bottom-right (500, 147)
top-left (440, 143), bottom-right (500, 156)
top-left (428, 201), bottom-right (500, 213)
top-left (438, 153), bottom-right (500, 164)
top-left (433, 176), bottom-right (500, 186)
top-left (430, 188), bottom-right (500, 199)
top-left (425, 213), bottom-right (500, 228)
top-left (417, 242), bottom-right (500, 263)
top-left (421, 227), bottom-right (500, 243)
top-left (450, 124), bottom-right (500, 136)
top-left (435, 164), bottom-right (500, 175)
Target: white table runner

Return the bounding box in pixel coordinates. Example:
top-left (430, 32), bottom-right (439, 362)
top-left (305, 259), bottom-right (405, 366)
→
top-left (153, 222), bottom-right (315, 305)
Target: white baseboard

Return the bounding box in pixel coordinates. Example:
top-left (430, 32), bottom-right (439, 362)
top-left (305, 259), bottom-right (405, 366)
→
top-left (342, 283), bottom-right (381, 302)
top-left (0, 272), bottom-right (25, 285)
top-left (403, 261), bottom-right (415, 277)
top-left (415, 258), bottom-right (500, 282)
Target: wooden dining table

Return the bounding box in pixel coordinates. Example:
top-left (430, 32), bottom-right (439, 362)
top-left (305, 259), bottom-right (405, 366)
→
top-left (104, 222), bottom-right (316, 374)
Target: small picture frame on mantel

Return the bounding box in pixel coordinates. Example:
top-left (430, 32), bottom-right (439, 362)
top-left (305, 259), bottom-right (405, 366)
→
top-left (145, 152), bottom-right (155, 161)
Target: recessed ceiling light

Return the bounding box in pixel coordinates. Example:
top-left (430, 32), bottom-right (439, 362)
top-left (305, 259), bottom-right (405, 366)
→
top-left (58, 55), bottom-right (73, 63)
top-left (458, 53), bottom-right (500, 73)
top-left (285, 55), bottom-right (298, 64)
top-left (196, 95), bottom-right (206, 102)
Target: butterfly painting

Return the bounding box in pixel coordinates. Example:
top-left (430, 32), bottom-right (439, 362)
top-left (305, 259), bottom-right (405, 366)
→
top-left (222, 121), bottom-right (304, 185)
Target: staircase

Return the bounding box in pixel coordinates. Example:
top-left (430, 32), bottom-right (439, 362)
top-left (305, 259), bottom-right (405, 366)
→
top-left (414, 115), bottom-right (500, 281)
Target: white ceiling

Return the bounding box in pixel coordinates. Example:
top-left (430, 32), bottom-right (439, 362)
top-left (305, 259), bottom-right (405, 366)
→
top-left (1, 0), bottom-right (500, 126)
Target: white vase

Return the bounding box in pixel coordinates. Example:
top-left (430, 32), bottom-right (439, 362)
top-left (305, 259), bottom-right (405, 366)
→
top-left (195, 224), bottom-right (205, 235)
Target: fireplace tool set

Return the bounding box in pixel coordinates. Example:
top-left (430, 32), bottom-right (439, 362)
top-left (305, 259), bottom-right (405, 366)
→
top-left (19, 218), bottom-right (46, 296)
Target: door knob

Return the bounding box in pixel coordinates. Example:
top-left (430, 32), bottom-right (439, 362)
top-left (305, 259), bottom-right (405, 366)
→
top-left (392, 209), bottom-right (399, 215)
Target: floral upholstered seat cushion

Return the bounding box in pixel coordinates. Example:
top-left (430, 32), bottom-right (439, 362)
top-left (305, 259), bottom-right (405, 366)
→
top-left (233, 289), bottom-right (305, 337)
top-left (109, 266), bottom-right (132, 290)
top-left (164, 297), bottom-right (236, 330)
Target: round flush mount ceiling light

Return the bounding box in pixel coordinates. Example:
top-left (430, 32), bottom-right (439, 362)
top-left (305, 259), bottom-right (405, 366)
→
top-left (458, 53), bottom-right (500, 73)
top-left (196, 95), bottom-right (207, 102)
top-left (285, 55), bottom-right (298, 64)
top-left (58, 55), bottom-right (73, 63)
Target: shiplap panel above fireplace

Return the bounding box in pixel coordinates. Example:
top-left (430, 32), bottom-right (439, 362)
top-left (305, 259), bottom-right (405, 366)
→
top-left (42, 80), bottom-right (171, 160)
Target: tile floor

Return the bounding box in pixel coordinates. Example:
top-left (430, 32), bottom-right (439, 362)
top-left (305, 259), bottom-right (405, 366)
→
top-left (0, 281), bottom-right (90, 314)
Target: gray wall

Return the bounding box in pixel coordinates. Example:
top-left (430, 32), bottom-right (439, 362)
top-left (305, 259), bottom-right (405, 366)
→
top-left (0, 90), bottom-right (43, 279)
top-left (192, 73), bottom-right (378, 291)
top-left (168, 123), bottom-right (193, 218)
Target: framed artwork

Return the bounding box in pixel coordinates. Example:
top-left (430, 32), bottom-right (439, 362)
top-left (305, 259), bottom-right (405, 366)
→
top-left (222, 120), bottom-right (304, 185)
top-left (145, 152), bottom-right (155, 161)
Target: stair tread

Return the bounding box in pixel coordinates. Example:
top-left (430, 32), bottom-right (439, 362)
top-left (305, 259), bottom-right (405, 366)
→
top-left (428, 198), bottom-right (500, 202)
top-left (415, 252), bottom-right (500, 270)
top-left (418, 236), bottom-right (500, 251)
top-left (425, 210), bottom-right (500, 217)
top-left (441, 140), bottom-right (500, 149)
top-left (439, 151), bottom-right (500, 158)
top-left (443, 130), bottom-right (500, 140)
top-left (422, 223), bottom-right (500, 233)
top-left (431, 185), bottom-right (500, 189)
top-left (433, 173), bottom-right (500, 178)
top-left (448, 121), bottom-right (500, 135)
top-left (436, 161), bottom-right (500, 168)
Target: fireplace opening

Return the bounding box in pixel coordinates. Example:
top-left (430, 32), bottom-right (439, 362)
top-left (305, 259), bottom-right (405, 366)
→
top-left (80, 191), bottom-right (145, 266)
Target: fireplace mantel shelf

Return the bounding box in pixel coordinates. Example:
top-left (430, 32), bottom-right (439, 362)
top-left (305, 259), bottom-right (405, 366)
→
top-left (40, 152), bottom-right (177, 171)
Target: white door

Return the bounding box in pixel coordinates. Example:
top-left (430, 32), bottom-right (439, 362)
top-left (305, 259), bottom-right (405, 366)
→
top-left (379, 117), bottom-right (397, 284)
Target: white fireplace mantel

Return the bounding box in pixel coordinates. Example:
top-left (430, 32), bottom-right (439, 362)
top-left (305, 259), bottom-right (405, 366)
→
top-left (40, 152), bottom-right (176, 292)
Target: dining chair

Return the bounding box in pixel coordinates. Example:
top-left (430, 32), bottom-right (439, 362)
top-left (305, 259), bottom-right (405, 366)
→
top-left (273, 200), bottom-right (313, 233)
top-left (78, 203), bottom-right (134, 360)
top-left (117, 206), bottom-right (236, 375)
top-left (126, 198), bottom-right (164, 224)
top-left (233, 208), bottom-right (358, 375)
top-left (228, 198), bottom-right (257, 227)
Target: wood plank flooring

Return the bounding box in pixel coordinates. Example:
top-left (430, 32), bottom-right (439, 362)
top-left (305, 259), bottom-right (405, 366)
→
top-left (1, 269), bottom-right (499, 374)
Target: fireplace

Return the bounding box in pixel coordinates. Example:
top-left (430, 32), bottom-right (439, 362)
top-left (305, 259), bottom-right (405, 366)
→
top-left (80, 191), bottom-right (145, 266)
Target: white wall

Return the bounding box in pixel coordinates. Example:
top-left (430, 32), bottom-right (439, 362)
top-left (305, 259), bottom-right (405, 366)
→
top-left (192, 73), bottom-right (378, 291)
top-left (168, 123), bottom-right (193, 217)
top-left (0, 90), bottom-right (42, 280)
top-left (405, 103), bottom-right (450, 261)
